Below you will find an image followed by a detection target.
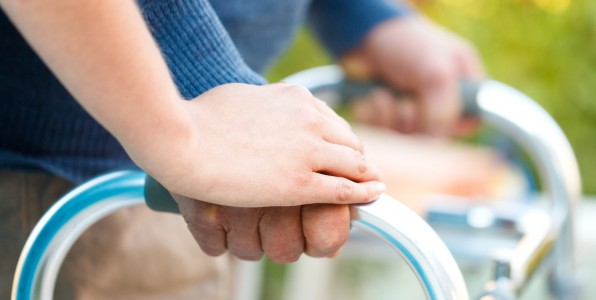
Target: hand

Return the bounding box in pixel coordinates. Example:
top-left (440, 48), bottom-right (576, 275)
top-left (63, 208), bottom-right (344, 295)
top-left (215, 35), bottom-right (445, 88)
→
top-left (139, 83), bottom-right (385, 207)
top-left (342, 16), bottom-right (484, 136)
top-left (174, 194), bottom-right (352, 263)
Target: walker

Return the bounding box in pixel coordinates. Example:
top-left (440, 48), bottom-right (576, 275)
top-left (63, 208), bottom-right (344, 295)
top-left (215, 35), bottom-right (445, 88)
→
top-left (12, 65), bottom-right (581, 300)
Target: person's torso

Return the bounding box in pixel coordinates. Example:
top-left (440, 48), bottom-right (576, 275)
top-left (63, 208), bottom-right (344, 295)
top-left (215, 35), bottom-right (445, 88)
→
top-left (210, 0), bottom-right (311, 72)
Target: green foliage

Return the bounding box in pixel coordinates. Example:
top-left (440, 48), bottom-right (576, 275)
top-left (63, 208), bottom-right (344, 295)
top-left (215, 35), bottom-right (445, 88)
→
top-left (420, 0), bottom-right (596, 194)
top-left (266, 29), bottom-right (332, 82)
top-left (266, 0), bottom-right (596, 193)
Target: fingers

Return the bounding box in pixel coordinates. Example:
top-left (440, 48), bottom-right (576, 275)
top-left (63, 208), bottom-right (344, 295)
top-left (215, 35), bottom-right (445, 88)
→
top-left (319, 115), bottom-right (364, 153)
top-left (175, 196), bottom-right (357, 263)
top-left (455, 41), bottom-right (485, 81)
top-left (416, 75), bottom-right (461, 136)
top-left (176, 195), bottom-right (265, 260)
top-left (351, 89), bottom-right (417, 133)
top-left (311, 143), bottom-right (379, 182)
top-left (174, 195), bottom-right (228, 256)
top-left (275, 82), bottom-right (350, 128)
top-left (302, 204), bottom-right (351, 257)
top-left (393, 97), bottom-right (417, 133)
top-left (387, 54), bottom-right (460, 136)
top-left (260, 206), bottom-right (304, 263)
top-left (313, 97), bottom-right (351, 129)
top-left (299, 173), bottom-right (384, 205)
top-left (453, 42), bottom-right (483, 136)
top-left (225, 208), bottom-right (264, 261)
top-left (366, 88), bottom-right (398, 129)
top-left (276, 83), bottom-right (363, 151)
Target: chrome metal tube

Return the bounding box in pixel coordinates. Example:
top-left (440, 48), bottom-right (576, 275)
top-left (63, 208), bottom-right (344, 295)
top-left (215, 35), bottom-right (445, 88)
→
top-left (475, 81), bottom-right (580, 295)
top-left (352, 194), bottom-right (469, 300)
top-left (12, 171), bottom-right (469, 300)
top-left (284, 65), bottom-right (580, 298)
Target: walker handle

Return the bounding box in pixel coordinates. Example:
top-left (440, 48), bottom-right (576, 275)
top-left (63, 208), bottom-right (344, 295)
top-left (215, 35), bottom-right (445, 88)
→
top-left (143, 178), bottom-right (469, 300)
top-left (145, 173), bottom-right (180, 213)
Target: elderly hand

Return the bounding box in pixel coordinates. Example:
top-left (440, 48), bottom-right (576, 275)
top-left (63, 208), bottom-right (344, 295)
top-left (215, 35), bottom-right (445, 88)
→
top-left (174, 194), bottom-right (352, 263)
top-left (342, 16), bottom-right (484, 136)
top-left (141, 83), bottom-right (384, 261)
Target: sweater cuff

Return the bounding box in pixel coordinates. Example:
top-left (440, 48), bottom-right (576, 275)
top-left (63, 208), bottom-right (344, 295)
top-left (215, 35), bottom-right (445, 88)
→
top-left (137, 0), bottom-right (266, 99)
top-left (309, 0), bottom-right (414, 57)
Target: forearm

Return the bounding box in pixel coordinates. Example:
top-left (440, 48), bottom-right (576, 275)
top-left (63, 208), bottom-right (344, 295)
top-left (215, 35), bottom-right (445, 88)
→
top-left (0, 0), bottom-right (189, 152)
top-left (308, 0), bottom-right (413, 56)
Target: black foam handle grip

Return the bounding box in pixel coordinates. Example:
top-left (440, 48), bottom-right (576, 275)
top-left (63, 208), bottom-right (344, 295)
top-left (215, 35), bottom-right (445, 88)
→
top-left (145, 175), bottom-right (180, 213)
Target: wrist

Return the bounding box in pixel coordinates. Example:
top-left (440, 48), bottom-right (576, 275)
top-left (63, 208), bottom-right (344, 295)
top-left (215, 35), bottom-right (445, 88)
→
top-left (118, 94), bottom-right (196, 177)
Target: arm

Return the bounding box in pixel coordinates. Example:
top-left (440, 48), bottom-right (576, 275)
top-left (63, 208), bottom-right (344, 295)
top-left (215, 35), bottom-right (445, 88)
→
top-left (0, 0), bottom-right (190, 173)
top-left (309, 0), bottom-right (484, 135)
top-left (1, 0), bottom-right (384, 261)
top-left (308, 0), bottom-right (412, 56)
top-left (342, 16), bottom-right (485, 135)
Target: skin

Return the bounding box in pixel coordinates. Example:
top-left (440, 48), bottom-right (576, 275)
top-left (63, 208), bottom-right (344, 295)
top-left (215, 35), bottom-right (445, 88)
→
top-left (178, 16), bottom-right (485, 262)
top-left (343, 16), bottom-right (485, 136)
top-left (0, 0), bottom-right (482, 263)
top-left (0, 0), bottom-right (383, 263)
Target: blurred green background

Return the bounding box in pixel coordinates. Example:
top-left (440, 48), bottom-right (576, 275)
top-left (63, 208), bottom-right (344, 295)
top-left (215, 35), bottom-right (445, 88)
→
top-left (266, 0), bottom-right (596, 194)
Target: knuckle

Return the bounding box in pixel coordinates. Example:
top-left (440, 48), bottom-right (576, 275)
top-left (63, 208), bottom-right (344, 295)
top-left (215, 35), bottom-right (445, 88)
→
top-left (354, 150), bottom-right (368, 177)
top-left (274, 82), bottom-right (292, 88)
top-left (184, 217), bottom-right (211, 236)
top-left (285, 84), bottom-right (314, 98)
top-left (281, 172), bottom-right (312, 206)
top-left (335, 178), bottom-right (354, 202)
top-left (302, 110), bottom-right (325, 129)
top-left (303, 137), bottom-right (323, 161)
top-left (290, 171), bottom-right (313, 190)
top-left (184, 207), bottom-right (222, 234)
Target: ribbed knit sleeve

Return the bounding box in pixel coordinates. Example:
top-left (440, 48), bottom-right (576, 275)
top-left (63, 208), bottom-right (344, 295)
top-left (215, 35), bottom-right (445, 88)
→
top-left (308, 0), bottom-right (413, 57)
top-left (137, 0), bottom-right (267, 99)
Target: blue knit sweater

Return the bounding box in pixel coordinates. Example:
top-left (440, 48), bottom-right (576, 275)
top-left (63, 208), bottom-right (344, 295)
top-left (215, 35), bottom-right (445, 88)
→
top-left (0, 0), bottom-right (409, 183)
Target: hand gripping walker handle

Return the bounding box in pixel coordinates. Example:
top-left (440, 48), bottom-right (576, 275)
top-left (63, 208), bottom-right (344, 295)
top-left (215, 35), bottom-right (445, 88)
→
top-left (143, 77), bottom-right (478, 300)
top-left (143, 179), bottom-right (469, 300)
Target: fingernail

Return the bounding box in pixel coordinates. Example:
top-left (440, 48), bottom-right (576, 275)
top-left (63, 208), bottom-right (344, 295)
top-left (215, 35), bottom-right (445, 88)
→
top-left (370, 182), bottom-right (386, 201)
